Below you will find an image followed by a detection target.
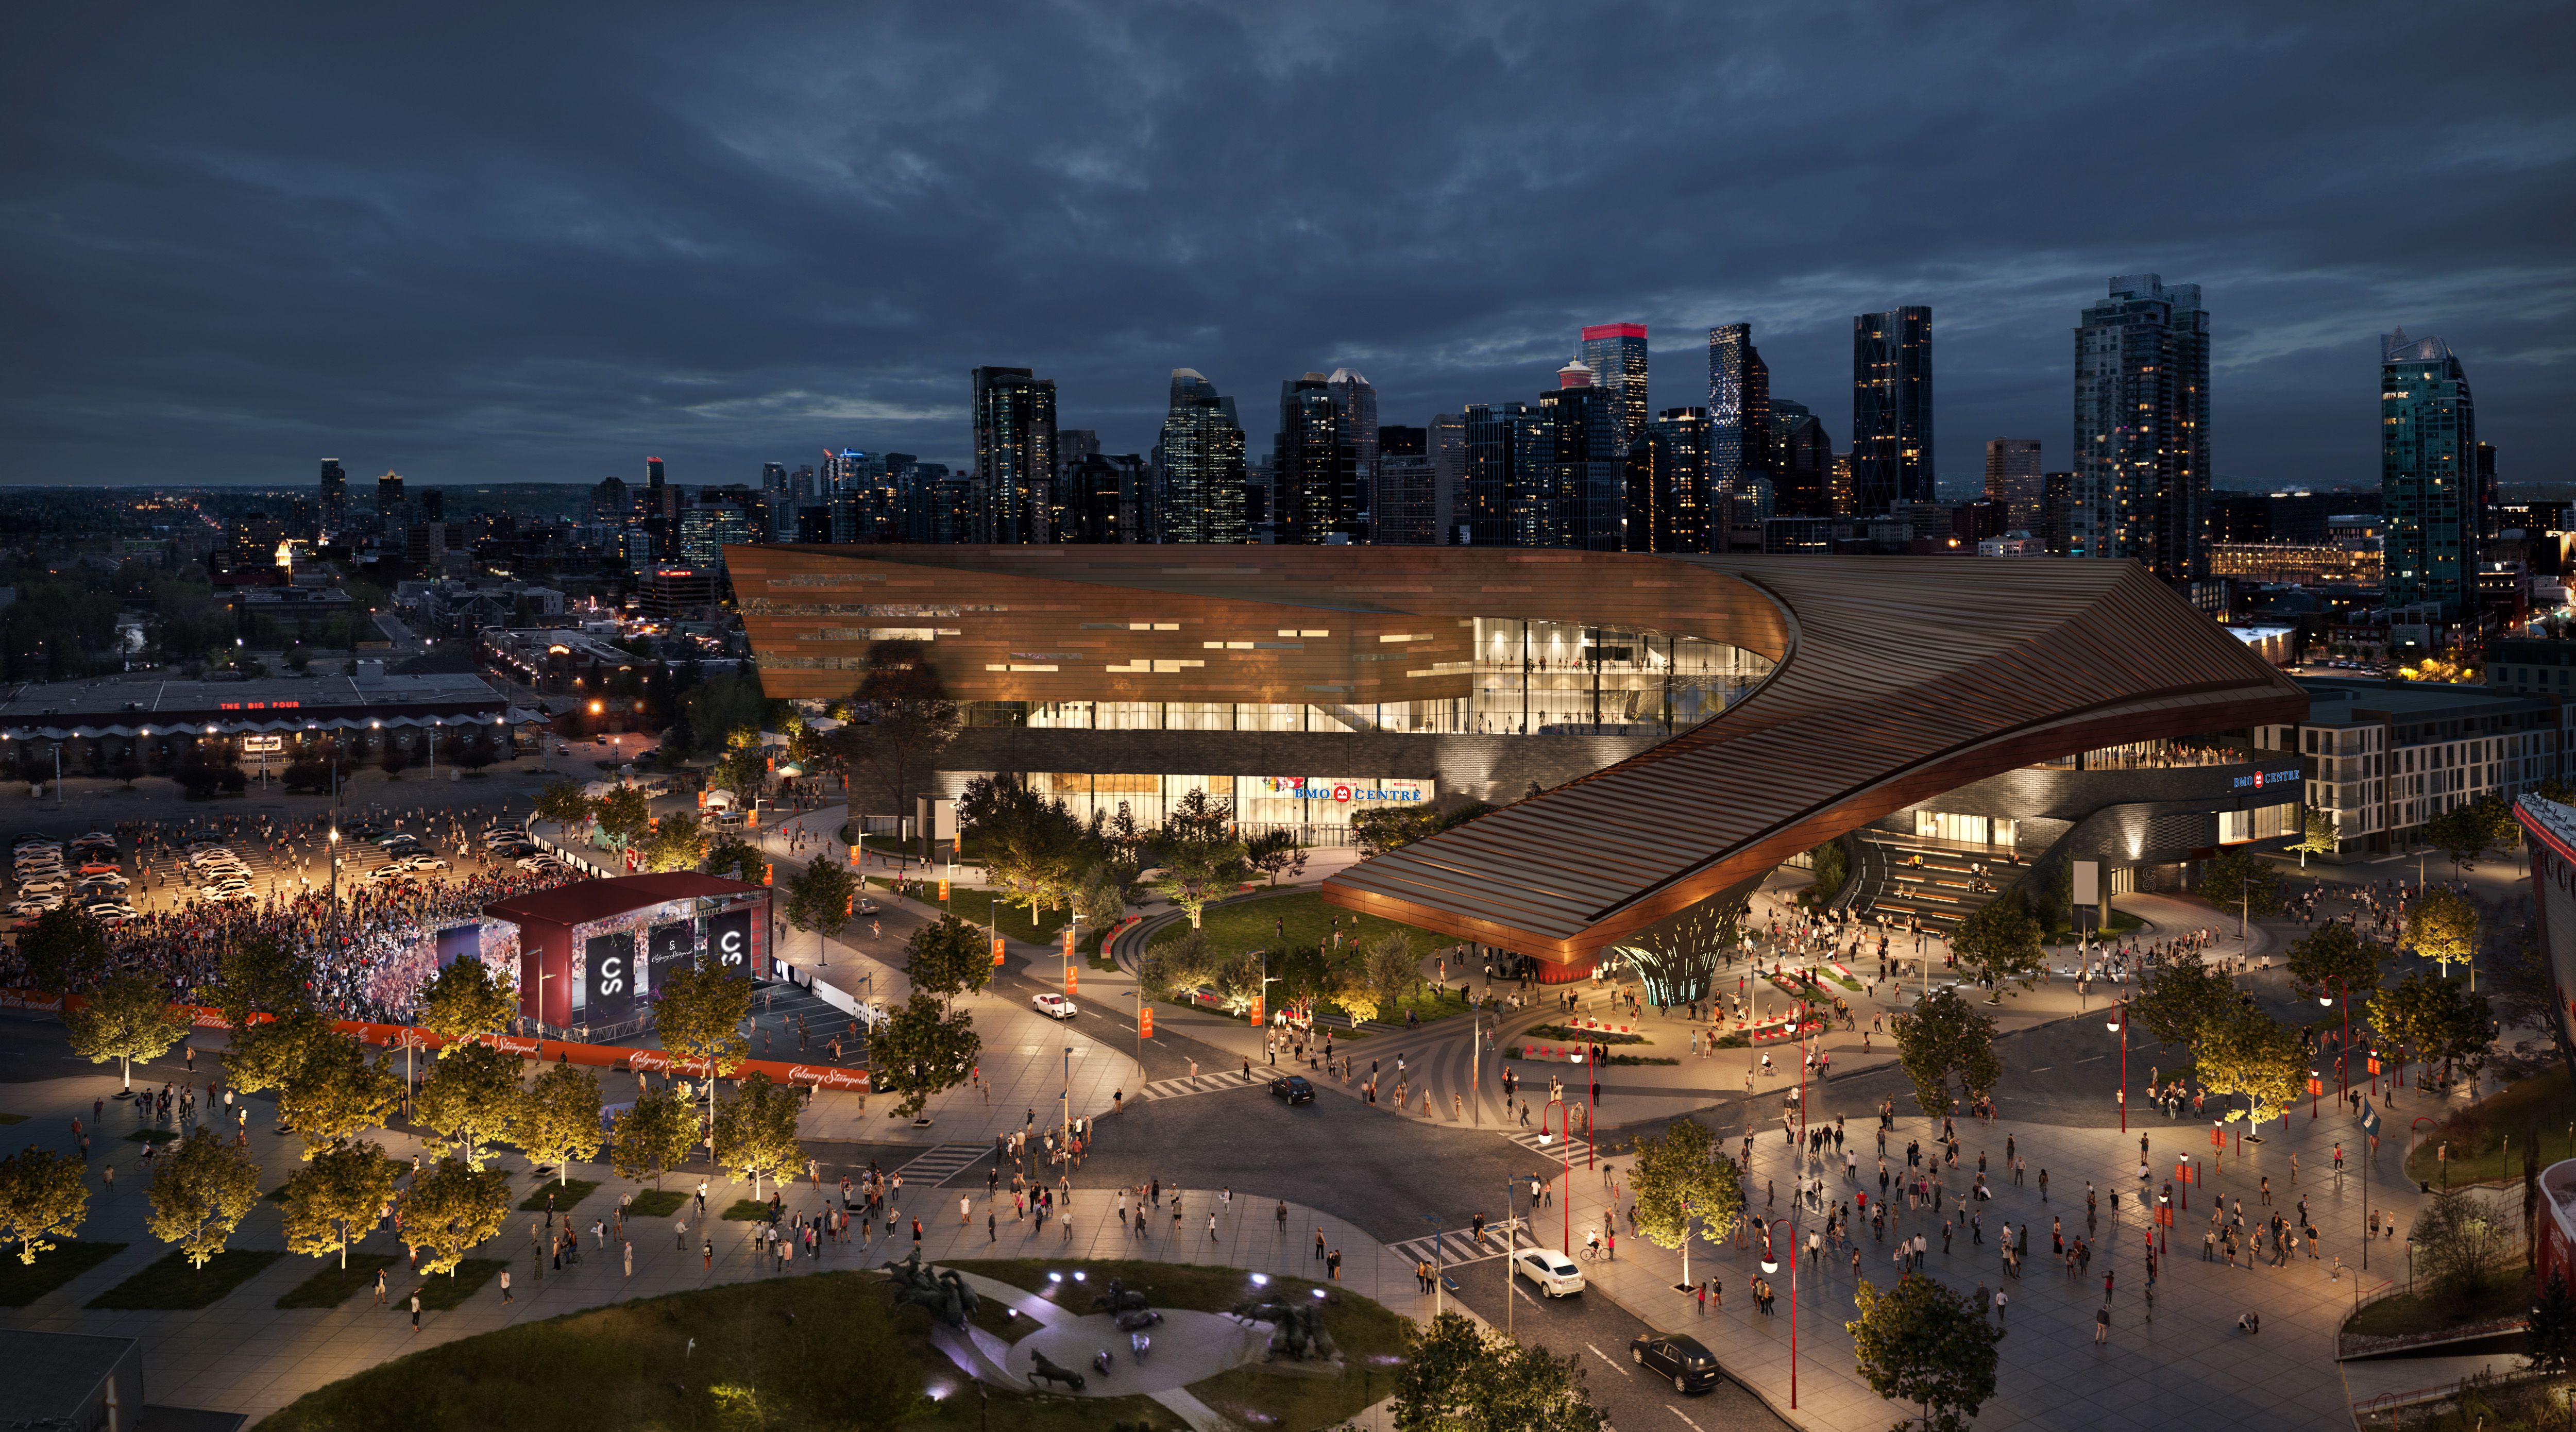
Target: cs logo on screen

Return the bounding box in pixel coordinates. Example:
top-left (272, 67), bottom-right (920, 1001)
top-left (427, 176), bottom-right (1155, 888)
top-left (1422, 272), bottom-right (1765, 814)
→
top-left (716, 929), bottom-right (747, 966)
top-left (597, 955), bottom-right (625, 996)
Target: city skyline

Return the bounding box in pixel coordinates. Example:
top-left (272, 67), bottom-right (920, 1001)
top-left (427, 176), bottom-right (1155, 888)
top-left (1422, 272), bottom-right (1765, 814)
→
top-left (1, 5), bottom-right (2569, 491)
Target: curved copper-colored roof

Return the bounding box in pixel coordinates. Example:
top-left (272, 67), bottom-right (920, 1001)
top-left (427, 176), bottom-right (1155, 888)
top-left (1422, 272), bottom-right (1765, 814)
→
top-left (1318, 554), bottom-right (2307, 963)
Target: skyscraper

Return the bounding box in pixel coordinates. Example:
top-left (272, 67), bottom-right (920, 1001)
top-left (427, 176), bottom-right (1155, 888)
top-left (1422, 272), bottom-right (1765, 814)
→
top-left (1276, 374), bottom-right (1361, 544)
top-left (1648, 407), bottom-right (1711, 548)
top-left (1374, 425), bottom-right (1435, 547)
top-left (1463, 402), bottom-right (1550, 547)
top-left (1707, 324), bottom-right (1772, 504)
top-left (1580, 323), bottom-right (1650, 453)
top-left (1850, 306), bottom-right (1934, 513)
top-left (317, 460), bottom-right (346, 540)
top-left (1428, 413), bottom-right (1466, 543)
top-left (2381, 328), bottom-right (2479, 615)
top-left (1984, 439), bottom-right (2044, 533)
top-left (1544, 362), bottom-right (1620, 549)
top-left (1055, 428), bottom-right (1101, 531)
top-left (2477, 441), bottom-right (2500, 543)
top-left (2071, 276), bottom-right (2209, 583)
top-left (971, 366), bottom-right (1058, 544)
top-left (376, 470), bottom-right (404, 519)
top-left (1768, 401), bottom-right (1831, 520)
top-left (1158, 369), bottom-right (1248, 545)
top-left (1325, 369), bottom-right (1379, 514)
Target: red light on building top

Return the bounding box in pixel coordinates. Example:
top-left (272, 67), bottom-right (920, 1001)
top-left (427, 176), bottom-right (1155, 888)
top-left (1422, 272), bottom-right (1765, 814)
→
top-left (1581, 322), bottom-right (1648, 341)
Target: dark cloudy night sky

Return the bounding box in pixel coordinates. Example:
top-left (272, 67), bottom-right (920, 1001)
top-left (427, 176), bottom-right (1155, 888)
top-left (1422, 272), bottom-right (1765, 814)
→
top-left (4, 2), bottom-right (2570, 494)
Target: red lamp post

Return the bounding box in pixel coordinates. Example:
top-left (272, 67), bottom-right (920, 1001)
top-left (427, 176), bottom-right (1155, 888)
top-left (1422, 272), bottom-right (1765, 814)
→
top-left (1760, 1216), bottom-right (1799, 1410)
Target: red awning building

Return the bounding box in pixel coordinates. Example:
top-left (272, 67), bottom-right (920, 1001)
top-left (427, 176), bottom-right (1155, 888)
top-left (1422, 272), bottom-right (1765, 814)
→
top-left (483, 873), bottom-right (771, 1040)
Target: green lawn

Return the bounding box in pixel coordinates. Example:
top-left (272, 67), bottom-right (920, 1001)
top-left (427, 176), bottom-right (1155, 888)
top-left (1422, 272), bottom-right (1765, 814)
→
top-left (277, 1253), bottom-right (402, 1309)
top-left (412, 1258), bottom-right (508, 1311)
top-left (867, 875), bottom-right (1068, 945)
top-left (626, 1189), bottom-right (688, 1219)
top-left (89, 1249), bottom-right (284, 1309)
top-left (0, 1239), bottom-right (126, 1307)
top-left (720, 1198), bottom-right (772, 1222)
top-left (125, 1127), bottom-right (184, 1144)
top-left (518, 1178), bottom-right (599, 1213)
top-left (2345, 1267), bottom-right (2535, 1338)
top-left (1150, 890), bottom-right (1466, 1025)
top-left (0, 1113), bottom-right (26, 1125)
top-left (2405, 1068), bottom-right (2576, 1185)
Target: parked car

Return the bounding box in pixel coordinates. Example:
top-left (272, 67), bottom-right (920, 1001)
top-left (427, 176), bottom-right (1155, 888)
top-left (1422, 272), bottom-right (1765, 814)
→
top-left (1030, 993), bottom-right (1078, 1020)
top-left (1630, 1333), bottom-right (1721, 1393)
top-left (83, 901), bottom-right (139, 923)
top-left (375, 832), bottom-right (420, 849)
top-left (366, 864), bottom-right (412, 882)
top-left (76, 861), bottom-right (122, 876)
top-left (400, 854), bottom-right (450, 872)
top-left (1268, 1074), bottom-right (1315, 1105)
top-left (1514, 1249), bottom-right (1585, 1299)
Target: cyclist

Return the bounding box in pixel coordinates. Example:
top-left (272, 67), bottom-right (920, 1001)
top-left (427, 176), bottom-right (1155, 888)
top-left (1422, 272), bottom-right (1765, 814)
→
top-left (1583, 1225), bottom-right (1602, 1259)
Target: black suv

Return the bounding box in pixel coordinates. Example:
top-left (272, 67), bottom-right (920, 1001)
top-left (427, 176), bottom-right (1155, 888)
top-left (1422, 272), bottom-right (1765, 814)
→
top-left (1630, 1333), bottom-right (1720, 1393)
top-left (1268, 1074), bottom-right (1315, 1105)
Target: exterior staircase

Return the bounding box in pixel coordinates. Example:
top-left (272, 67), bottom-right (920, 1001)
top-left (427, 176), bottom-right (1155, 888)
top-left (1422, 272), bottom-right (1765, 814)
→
top-left (1840, 829), bottom-right (2030, 933)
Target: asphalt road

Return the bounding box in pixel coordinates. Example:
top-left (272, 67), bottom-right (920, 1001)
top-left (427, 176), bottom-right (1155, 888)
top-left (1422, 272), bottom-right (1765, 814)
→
top-left (1441, 1259), bottom-right (1791, 1432)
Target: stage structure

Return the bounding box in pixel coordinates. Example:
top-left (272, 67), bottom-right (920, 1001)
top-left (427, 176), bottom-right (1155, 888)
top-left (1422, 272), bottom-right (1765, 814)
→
top-left (483, 873), bottom-right (772, 1041)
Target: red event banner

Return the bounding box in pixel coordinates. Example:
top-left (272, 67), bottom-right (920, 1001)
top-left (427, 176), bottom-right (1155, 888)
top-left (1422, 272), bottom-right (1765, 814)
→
top-left (3, 989), bottom-right (869, 1093)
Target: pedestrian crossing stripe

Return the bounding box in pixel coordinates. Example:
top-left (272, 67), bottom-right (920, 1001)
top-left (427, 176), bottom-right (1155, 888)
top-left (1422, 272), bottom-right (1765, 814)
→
top-left (1501, 1128), bottom-right (1594, 1158)
top-left (893, 1144), bottom-right (992, 1184)
top-left (1386, 1226), bottom-right (1534, 1269)
top-left (1134, 1074), bottom-right (1267, 1102)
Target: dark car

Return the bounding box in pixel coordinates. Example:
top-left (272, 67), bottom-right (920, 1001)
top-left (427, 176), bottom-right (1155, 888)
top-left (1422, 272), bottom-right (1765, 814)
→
top-left (1268, 1074), bottom-right (1315, 1105)
top-left (1631, 1333), bottom-right (1720, 1393)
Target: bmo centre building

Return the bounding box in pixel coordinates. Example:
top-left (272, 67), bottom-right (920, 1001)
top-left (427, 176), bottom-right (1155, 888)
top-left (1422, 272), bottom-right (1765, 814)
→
top-left (731, 545), bottom-right (2311, 982)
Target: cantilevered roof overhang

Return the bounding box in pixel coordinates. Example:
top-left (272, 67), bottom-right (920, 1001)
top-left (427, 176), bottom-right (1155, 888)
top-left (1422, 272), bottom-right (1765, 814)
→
top-left (1319, 555), bottom-right (2308, 965)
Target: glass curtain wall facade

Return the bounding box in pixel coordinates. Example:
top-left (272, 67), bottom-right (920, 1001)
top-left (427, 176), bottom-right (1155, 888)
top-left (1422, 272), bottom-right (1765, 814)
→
top-left (1708, 324), bottom-right (1772, 505)
top-left (2380, 330), bottom-right (2478, 616)
top-left (1157, 368), bottom-right (1249, 545)
top-left (2071, 276), bottom-right (2210, 583)
top-left (1004, 618), bottom-right (1770, 737)
top-left (971, 366), bottom-right (1058, 544)
top-left (1579, 323), bottom-right (1650, 453)
top-left (1851, 307), bottom-right (1934, 513)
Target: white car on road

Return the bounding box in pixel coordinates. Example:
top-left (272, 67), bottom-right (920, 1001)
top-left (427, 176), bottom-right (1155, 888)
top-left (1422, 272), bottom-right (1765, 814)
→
top-left (1514, 1249), bottom-right (1586, 1298)
top-left (1030, 993), bottom-right (1078, 1020)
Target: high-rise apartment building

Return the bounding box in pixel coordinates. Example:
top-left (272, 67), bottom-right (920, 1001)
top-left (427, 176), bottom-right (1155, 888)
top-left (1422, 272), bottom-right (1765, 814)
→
top-left (376, 471), bottom-right (404, 519)
top-left (1579, 323), bottom-right (1650, 453)
top-left (1544, 363), bottom-right (1620, 549)
top-left (1157, 369), bottom-right (1248, 545)
top-left (1984, 439), bottom-right (2045, 533)
top-left (1648, 407), bottom-right (1711, 548)
top-left (1463, 402), bottom-right (1550, 547)
top-left (1325, 369), bottom-right (1379, 513)
top-left (2071, 276), bottom-right (2209, 583)
top-left (2478, 441), bottom-right (2500, 543)
top-left (971, 366), bottom-right (1058, 544)
top-left (1276, 374), bottom-right (1362, 544)
top-left (2381, 329), bottom-right (2479, 615)
top-left (1707, 324), bottom-right (1772, 503)
top-left (317, 460), bottom-right (346, 540)
top-left (1850, 306), bottom-right (1934, 513)
top-left (2042, 473), bottom-right (2075, 554)
top-left (1769, 401), bottom-right (1832, 519)
top-left (1055, 429), bottom-right (1101, 528)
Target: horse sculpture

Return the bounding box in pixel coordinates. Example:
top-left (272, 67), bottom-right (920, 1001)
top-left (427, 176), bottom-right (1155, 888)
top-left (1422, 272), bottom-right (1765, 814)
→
top-left (880, 1249), bottom-right (981, 1331)
top-left (1229, 1298), bottom-right (1338, 1361)
top-left (1027, 1349), bottom-right (1088, 1392)
top-left (1091, 1278), bottom-right (1152, 1314)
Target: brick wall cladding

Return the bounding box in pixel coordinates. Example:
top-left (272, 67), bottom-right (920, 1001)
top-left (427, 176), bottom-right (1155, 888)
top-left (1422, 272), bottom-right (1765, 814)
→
top-left (931, 727), bottom-right (1667, 808)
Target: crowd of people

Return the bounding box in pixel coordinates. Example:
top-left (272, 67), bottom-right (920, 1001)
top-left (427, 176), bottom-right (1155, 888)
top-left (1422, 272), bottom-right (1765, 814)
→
top-left (3, 804), bottom-right (579, 1022)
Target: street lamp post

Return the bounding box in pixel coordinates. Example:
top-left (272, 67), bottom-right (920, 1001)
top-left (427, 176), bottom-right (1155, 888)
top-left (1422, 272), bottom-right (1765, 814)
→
top-left (2109, 1000), bottom-right (2127, 1134)
top-left (1760, 1216), bottom-right (1799, 1410)
top-left (1536, 1099), bottom-right (1573, 1251)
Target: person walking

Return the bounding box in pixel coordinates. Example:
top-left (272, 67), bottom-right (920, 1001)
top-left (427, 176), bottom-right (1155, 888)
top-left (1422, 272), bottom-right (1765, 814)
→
top-left (374, 1268), bottom-right (387, 1306)
top-left (410, 1290), bottom-right (421, 1333)
top-left (676, 1217), bottom-right (689, 1251)
top-left (2094, 1305), bottom-right (2109, 1344)
top-left (623, 1241), bottom-right (633, 1279)
top-left (501, 1268), bottom-right (513, 1305)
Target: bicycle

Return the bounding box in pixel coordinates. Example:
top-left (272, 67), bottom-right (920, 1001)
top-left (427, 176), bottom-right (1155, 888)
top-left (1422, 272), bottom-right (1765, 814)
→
top-left (1578, 1244), bottom-right (1603, 1262)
